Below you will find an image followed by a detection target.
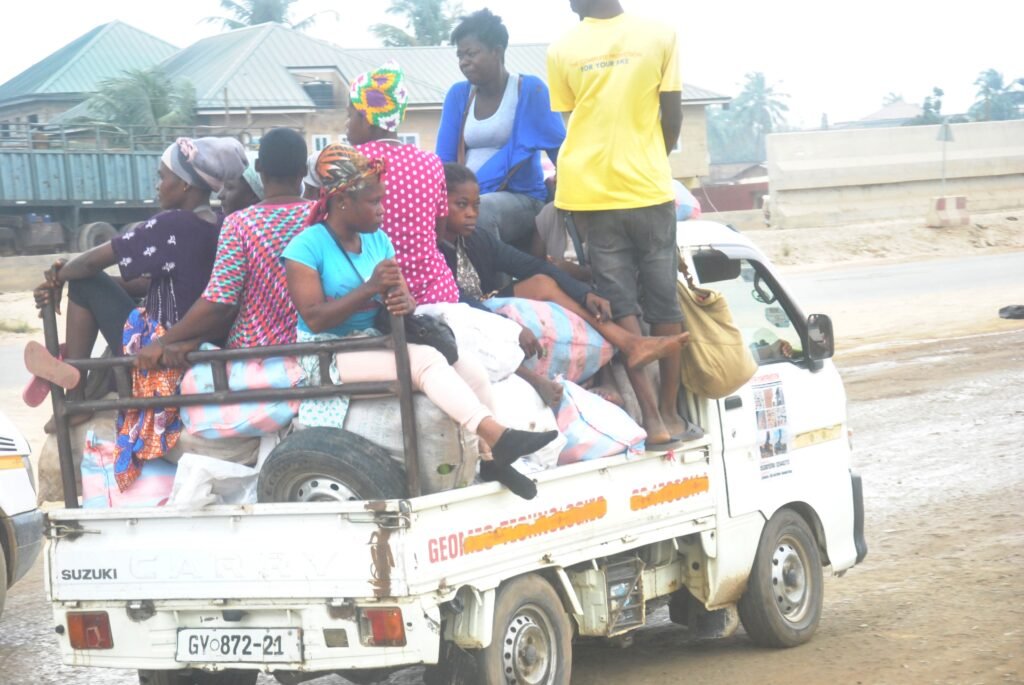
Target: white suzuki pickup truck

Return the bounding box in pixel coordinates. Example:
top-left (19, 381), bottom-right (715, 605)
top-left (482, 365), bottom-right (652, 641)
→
top-left (41, 221), bottom-right (866, 685)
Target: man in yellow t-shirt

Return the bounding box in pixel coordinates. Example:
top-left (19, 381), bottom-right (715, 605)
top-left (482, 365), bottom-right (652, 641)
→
top-left (547, 0), bottom-right (688, 446)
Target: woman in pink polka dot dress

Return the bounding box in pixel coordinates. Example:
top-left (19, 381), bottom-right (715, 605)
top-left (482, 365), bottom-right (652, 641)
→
top-left (347, 61), bottom-right (459, 306)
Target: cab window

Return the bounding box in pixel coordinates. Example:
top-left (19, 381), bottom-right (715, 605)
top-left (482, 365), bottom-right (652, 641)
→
top-left (697, 257), bottom-right (802, 365)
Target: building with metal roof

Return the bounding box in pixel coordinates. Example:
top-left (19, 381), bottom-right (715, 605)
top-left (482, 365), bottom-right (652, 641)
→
top-left (0, 21), bottom-right (177, 134)
top-left (4, 21), bottom-right (729, 179)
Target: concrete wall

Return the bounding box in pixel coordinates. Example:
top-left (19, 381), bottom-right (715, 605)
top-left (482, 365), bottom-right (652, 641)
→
top-left (671, 104), bottom-right (710, 181)
top-left (766, 120), bottom-right (1024, 228)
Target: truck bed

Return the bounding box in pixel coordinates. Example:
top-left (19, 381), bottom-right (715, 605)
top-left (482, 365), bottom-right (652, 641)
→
top-left (47, 441), bottom-right (715, 604)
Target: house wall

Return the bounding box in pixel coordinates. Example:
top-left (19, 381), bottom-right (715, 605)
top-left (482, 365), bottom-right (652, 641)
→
top-left (766, 120), bottom-right (1024, 228)
top-left (670, 104), bottom-right (710, 181)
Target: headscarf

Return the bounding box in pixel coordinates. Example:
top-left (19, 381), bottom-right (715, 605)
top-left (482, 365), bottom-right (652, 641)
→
top-left (305, 143), bottom-right (386, 227)
top-left (303, 152), bottom-right (322, 190)
top-left (241, 150), bottom-right (264, 200)
top-left (349, 60), bottom-right (409, 133)
top-left (160, 136), bottom-right (247, 193)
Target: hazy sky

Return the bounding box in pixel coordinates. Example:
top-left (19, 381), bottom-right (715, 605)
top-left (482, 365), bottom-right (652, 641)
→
top-left (1, 0), bottom-right (1020, 127)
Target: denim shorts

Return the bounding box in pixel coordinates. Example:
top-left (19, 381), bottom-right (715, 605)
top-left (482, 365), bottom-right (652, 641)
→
top-left (574, 201), bottom-right (683, 324)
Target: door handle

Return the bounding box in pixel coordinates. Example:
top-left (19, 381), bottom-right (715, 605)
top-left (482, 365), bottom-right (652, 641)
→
top-left (724, 396), bottom-right (743, 410)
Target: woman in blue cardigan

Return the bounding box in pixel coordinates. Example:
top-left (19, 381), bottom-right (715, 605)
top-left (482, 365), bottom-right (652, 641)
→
top-left (436, 8), bottom-right (566, 252)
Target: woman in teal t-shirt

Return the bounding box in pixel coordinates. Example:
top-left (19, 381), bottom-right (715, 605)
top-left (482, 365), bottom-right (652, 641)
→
top-left (282, 144), bottom-right (557, 499)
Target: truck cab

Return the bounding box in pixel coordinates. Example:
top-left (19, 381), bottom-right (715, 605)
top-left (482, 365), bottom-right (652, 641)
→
top-left (41, 221), bottom-right (865, 685)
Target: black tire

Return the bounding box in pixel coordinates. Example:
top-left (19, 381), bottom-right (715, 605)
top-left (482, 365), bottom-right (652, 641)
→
top-left (738, 508), bottom-right (823, 648)
top-left (76, 221), bottom-right (117, 252)
top-left (120, 221), bottom-right (145, 237)
top-left (138, 669), bottom-right (257, 685)
top-left (257, 427), bottom-right (407, 503)
top-left (476, 574), bottom-right (573, 685)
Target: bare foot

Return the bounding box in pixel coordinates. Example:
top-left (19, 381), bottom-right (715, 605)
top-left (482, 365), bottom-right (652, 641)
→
top-left (589, 385), bottom-right (625, 408)
top-left (536, 378), bottom-right (564, 407)
top-left (661, 411), bottom-right (689, 439)
top-left (642, 415), bottom-right (673, 446)
top-left (624, 333), bottom-right (689, 371)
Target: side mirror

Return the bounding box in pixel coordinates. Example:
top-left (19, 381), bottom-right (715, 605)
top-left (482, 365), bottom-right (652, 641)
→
top-left (806, 314), bottom-right (834, 361)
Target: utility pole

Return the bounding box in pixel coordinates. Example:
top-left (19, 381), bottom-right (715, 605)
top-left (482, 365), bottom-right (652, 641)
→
top-left (224, 88), bottom-right (230, 130)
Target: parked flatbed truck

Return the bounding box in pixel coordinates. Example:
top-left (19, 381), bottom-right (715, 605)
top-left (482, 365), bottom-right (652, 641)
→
top-left (41, 221), bottom-right (866, 684)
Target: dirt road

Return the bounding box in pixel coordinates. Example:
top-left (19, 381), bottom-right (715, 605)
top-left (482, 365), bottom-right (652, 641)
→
top-left (0, 252), bottom-right (1021, 684)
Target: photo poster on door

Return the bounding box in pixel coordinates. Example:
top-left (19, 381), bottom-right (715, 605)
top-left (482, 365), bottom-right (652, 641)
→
top-left (751, 373), bottom-right (792, 480)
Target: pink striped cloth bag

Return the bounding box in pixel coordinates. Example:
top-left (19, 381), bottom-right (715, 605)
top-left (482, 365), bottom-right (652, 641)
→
top-left (81, 431), bottom-right (176, 508)
top-left (555, 380), bottom-right (647, 465)
top-left (180, 345), bottom-right (305, 439)
top-left (484, 298), bottom-right (614, 383)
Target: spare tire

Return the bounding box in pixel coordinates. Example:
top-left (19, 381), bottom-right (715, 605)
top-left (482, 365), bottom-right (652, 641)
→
top-left (76, 221), bottom-right (118, 251)
top-left (257, 427), bottom-right (407, 503)
top-left (119, 221), bottom-right (145, 237)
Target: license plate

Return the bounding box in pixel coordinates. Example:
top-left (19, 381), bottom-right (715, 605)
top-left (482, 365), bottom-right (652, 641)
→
top-left (176, 628), bottom-right (302, 663)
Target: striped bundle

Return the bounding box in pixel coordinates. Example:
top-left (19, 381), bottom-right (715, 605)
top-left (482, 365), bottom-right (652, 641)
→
top-left (180, 347), bottom-right (305, 439)
top-left (555, 380), bottom-right (646, 465)
top-left (82, 431), bottom-right (176, 508)
top-left (485, 298), bottom-right (614, 383)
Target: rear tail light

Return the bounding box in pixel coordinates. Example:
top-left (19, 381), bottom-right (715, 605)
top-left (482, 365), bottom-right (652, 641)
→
top-left (358, 607), bottom-right (406, 647)
top-left (67, 611), bottom-right (113, 650)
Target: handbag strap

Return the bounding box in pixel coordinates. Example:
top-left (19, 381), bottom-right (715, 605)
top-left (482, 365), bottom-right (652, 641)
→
top-left (678, 248), bottom-right (700, 291)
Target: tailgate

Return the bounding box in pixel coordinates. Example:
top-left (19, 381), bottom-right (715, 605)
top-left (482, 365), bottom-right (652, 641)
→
top-left (47, 502), bottom-right (407, 601)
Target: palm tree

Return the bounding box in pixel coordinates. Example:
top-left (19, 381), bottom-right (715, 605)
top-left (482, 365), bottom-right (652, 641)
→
top-left (204, 0), bottom-right (333, 31)
top-left (729, 72), bottom-right (789, 160)
top-left (370, 0), bottom-right (463, 47)
top-left (882, 92), bottom-right (904, 106)
top-left (969, 69), bottom-right (1020, 121)
top-left (84, 69), bottom-right (196, 134)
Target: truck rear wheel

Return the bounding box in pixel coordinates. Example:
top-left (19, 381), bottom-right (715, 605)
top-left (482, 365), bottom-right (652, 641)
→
top-left (737, 508), bottom-right (823, 648)
top-left (476, 574), bottom-right (573, 685)
top-left (257, 427), bottom-right (406, 503)
top-left (76, 221), bottom-right (117, 251)
top-left (0, 542), bottom-right (8, 619)
top-left (138, 669), bottom-right (257, 685)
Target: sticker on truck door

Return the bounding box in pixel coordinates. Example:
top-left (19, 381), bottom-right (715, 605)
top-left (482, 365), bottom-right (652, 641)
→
top-left (751, 373), bottom-right (792, 480)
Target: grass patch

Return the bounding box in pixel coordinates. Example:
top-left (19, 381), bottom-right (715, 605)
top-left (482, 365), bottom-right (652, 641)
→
top-left (0, 319), bottom-right (36, 334)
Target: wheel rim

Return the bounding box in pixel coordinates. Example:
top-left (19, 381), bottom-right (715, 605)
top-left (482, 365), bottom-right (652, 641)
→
top-left (502, 605), bottom-right (556, 684)
top-left (286, 475), bottom-right (361, 502)
top-left (771, 534), bottom-right (813, 623)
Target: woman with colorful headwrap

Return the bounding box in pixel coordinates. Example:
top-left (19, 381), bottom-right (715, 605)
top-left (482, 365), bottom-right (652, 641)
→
top-left (31, 137), bottom-right (247, 448)
top-left (283, 143), bottom-right (556, 499)
top-left (346, 60), bottom-right (462, 308)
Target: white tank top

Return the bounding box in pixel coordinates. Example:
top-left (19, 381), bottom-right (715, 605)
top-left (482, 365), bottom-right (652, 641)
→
top-left (464, 74), bottom-right (519, 173)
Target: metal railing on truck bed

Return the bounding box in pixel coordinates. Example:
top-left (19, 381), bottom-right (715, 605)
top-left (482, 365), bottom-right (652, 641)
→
top-left (40, 302), bottom-right (424, 509)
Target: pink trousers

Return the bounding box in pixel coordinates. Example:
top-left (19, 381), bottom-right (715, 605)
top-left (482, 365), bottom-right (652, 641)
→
top-left (336, 345), bottom-right (494, 433)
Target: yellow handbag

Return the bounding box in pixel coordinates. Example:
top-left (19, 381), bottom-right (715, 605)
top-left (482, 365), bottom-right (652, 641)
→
top-left (676, 259), bottom-right (758, 399)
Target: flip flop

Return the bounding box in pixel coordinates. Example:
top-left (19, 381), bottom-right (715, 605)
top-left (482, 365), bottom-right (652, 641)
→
top-left (24, 341), bottom-right (80, 392)
top-left (22, 343), bottom-right (66, 407)
top-left (676, 419), bottom-right (706, 442)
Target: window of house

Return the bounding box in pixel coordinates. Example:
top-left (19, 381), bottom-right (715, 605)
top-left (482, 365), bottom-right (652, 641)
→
top-left (312, 134), bottom-right (331, 152)
top-left (398, 133), bottom-right (420, 148)
top-left (27, 114), bottom-right (39, 124)
top-left (1, 123), bottom-right (9, 139)
top-left (695, 256), bottom-right (803, 365)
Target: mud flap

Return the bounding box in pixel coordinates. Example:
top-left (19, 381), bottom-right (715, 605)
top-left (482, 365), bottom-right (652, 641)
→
top-left (851, 470), bottom-right (867, 563)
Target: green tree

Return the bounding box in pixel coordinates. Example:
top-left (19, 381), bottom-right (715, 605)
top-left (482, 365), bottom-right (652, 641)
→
top-left (968, 69), bottom-right (1021, 121)
top-left (83, 68), bottom-right (196, 138)
top-left (728, 72), bottom-right (790, 160)
top-left (905, 87), bottom-right (945, 125)
top-left (370, 0), bottom-right (464, 47)
top-left (204, 0), bottom-right (333, 31)
top-left (882, 92), bottom-right (904, 106)
top-left (705, 105), bottom-right (760, 164)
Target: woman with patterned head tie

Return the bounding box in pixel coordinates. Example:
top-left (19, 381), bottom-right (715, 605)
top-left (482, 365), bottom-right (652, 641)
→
top-left (283, 143), bottom-right (557, 499)
top-left (346, 60), bottom-right (462, 308)
top-left (29, 137), bottom-right (247, 435)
